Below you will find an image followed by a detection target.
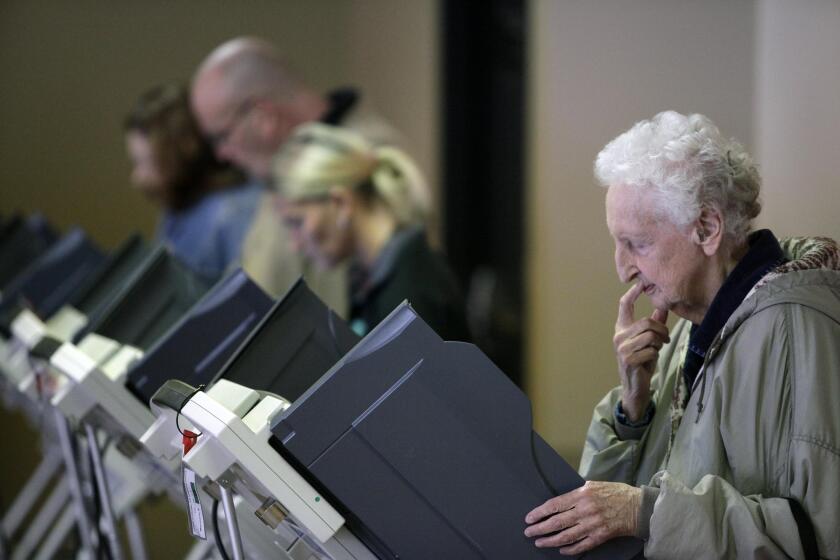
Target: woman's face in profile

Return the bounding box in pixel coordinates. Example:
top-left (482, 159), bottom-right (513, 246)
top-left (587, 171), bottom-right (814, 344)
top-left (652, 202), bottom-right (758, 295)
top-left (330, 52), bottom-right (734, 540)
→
top-left (280, 193), bottom-right (353, 271)
top-left (125, 130), bottom-right (169, 206)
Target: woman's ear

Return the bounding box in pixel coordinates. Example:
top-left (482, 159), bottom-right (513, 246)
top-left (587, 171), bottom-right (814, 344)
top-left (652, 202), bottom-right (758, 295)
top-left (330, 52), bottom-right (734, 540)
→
top-left (692, 205), bottom-right (724, 256)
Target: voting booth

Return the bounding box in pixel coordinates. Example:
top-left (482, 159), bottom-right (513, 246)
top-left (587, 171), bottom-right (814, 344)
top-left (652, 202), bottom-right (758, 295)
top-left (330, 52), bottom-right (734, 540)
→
top-left (148, 288), bottom-right (643, 559)
top-left (0, 218), bottom-right (642, 559)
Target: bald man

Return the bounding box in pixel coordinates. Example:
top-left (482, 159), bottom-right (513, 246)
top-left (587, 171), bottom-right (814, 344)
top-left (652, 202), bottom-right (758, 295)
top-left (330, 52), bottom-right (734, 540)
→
top-left (192, 37), bottom-right (402, 309)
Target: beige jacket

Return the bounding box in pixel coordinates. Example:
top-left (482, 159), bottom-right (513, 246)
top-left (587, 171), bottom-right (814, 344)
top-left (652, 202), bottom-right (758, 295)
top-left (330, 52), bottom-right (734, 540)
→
top-left (581, 237), bottom-right (840, 559)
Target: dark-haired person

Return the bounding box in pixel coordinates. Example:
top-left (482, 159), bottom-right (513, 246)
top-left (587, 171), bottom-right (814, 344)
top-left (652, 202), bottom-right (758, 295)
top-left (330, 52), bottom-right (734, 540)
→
top-left (125, 84), bottom-right (260, 282)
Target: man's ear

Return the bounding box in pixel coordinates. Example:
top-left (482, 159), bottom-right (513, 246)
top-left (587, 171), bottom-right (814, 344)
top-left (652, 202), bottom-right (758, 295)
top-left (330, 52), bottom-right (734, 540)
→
top-left (692, 205), bottom-right (724, 256)
top-left (258, 100), bottom-right (295, 143)
top-left (251, 100), bottom-right (276, 138)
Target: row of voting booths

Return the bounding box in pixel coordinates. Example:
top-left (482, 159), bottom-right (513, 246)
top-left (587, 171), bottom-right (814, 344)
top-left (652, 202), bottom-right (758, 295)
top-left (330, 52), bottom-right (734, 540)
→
top-left (0, 213), bottom-right (642, 559)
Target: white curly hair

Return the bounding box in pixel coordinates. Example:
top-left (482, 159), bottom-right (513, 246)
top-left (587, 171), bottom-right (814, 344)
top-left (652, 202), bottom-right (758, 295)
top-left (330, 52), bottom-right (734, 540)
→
top-left (594, 111), bottom-right (762, 245)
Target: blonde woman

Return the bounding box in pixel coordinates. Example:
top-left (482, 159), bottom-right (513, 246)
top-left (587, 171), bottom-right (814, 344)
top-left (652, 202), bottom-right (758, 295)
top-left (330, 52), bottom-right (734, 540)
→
top-left (273, 123), bottom-right (470, 340)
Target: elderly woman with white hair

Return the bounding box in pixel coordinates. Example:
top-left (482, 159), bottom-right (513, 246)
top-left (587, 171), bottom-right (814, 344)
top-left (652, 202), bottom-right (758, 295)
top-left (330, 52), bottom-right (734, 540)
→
top-left (273, 123), bottom-right (471, 341)
top-left (524, 111), bottom-right (840, 558)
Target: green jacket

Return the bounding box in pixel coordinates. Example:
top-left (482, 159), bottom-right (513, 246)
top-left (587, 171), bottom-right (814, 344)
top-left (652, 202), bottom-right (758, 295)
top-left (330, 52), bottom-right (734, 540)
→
top-left (580, 237), bottom-right (840, 559)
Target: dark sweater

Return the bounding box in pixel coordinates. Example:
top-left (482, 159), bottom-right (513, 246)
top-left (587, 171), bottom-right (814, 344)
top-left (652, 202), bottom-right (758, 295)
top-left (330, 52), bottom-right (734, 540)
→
top-left (348, 227), bottom-right (471, 341)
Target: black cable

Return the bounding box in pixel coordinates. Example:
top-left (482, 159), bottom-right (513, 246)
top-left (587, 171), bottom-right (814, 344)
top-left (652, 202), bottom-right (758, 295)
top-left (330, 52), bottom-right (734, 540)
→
top-left (175, 384), bottom-right (205, 438)
top-left (84, 434), bottom-right (100, 558)
top-left (212, 499), bottom-right (232, 560)
top-left (85, 428), bottom-right (111, 560)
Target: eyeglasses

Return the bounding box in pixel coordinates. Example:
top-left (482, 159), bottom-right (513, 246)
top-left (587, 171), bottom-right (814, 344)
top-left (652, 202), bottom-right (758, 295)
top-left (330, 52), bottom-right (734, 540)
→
top-left (206, 98), bottom-right (257, 148)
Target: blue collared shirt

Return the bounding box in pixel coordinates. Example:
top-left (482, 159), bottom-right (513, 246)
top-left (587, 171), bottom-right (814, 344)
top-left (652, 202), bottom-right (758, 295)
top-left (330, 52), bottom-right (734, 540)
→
top-left (158, 182), bottom-right (262, 283)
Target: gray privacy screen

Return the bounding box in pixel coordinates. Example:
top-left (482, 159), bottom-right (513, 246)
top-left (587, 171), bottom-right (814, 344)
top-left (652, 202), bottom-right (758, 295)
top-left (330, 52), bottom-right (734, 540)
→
top-left (70, 233), bottom-right (151, 331)
top-left (0, 227), bottom-right (104, 330)
top-left (125, 268), bottom-right (273, 406)
top-left (0, 214), bottom-right (58, 291)
top-left (212, 277), bottom-right (360, 404)
top-left (79, 246), bottom-right (210, 349)
top-left (272, 302), bottom-right (643, 560)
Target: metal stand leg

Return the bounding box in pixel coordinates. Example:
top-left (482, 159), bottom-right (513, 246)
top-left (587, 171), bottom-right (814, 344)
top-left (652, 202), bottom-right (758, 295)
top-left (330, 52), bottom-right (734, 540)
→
top-left (218, 486), bottom-right (244, 560)
top-left (84, 423), bottom-right (124, 560)
top-left (123, 509), bottom-right (148, 560)
top-left (184, 539), bottom-right (217, 560)
top-left (1, 450), bottom-right (62, 538)
top-left (10, 478), bottom-right (70, 560)
top-left (54, 408), bottom-right (95, 554)
top-left (32, 503), bottom-right (76, 560)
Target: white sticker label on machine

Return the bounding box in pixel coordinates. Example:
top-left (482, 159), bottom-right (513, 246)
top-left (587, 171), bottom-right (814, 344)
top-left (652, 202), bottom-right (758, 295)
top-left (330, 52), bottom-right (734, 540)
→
top-left (182, 466), bottom-right (206, 539)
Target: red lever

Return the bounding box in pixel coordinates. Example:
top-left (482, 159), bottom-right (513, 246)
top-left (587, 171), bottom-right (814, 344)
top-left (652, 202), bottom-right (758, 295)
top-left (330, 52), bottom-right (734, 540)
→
top-left (182, 429), bottom-right (199, 454)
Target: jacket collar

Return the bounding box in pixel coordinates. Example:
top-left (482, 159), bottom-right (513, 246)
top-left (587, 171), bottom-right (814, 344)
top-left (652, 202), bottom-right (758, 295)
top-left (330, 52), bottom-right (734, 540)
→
top-left (689, 230), bottom-right (785, 356)
top-left (715, 234), bottom-right (840, 346)
top-left (678, 234), bottom-right (840, 424)
top-left (682, 230), bottom-right (785, 392)
top-left (349, 225), bottom-right (425, 306)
